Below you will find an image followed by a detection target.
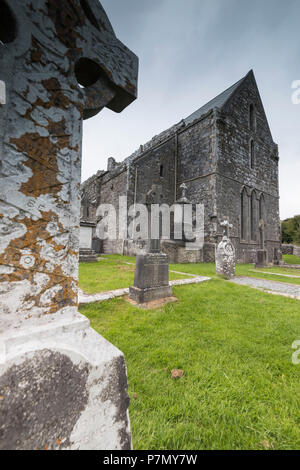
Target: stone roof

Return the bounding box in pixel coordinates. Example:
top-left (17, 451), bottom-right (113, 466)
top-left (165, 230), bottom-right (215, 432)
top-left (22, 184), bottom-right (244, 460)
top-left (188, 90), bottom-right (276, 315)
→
top-left (184, 73), bottom-right (249, 125)
top-left (124, 70), bottom-right (251, 164)
top-left (82, 71), bottom-right (251, 185)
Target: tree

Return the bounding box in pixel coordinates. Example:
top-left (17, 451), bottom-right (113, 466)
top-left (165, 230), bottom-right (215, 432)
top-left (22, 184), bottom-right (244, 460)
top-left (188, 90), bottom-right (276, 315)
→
top-left (282, 215), bottom-right (300, 245)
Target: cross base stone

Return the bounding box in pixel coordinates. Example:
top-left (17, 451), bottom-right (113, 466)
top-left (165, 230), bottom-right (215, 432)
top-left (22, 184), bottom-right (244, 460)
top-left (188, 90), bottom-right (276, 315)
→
top-left (79, 248), bottom-right (98, 262)
top-left (0, 313), bottom-right (131, 450)
top-left (129, 285), bottom-right (173, 304)
top-left (255, 249), bottom-right (267, 268)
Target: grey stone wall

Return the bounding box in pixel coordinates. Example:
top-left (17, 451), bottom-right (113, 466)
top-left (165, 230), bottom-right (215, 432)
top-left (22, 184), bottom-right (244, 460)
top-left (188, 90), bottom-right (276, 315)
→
top-left (135, 138), bottom-right (176, 206)
top-left (215, 72), bottom-right (280, 263)
top-left (177, 111), bottom-right (216, 185)
top-left (282, 244), bottom-right (294, 255)
top-left (101, 168), bottom-right (128, 254)
top-left (282, 244), bottom-right (300, 257)
top-left (80, 170), bottom-right (104, 221)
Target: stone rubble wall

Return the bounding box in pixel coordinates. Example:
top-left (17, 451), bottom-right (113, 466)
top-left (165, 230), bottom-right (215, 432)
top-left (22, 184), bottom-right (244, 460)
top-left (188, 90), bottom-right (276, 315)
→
top-left (282, 244), bottom-right (300, 257)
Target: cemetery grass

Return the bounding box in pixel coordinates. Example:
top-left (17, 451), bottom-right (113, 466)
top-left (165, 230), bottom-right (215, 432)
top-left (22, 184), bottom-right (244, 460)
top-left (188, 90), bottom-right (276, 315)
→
top-left (79, 255), bottom-right (187, 294)
top-left (79, 254), bottom-right (300, 295)
top-left (283, 254), bottom-right (300, 265)
top-left (80, 279), bottom-right (300, 450)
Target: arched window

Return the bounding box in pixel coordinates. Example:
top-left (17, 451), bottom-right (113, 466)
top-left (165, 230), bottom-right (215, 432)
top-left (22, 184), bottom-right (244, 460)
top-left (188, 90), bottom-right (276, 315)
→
top-left (249, 103), bottom-right (255, 131)
top-left (250, 139), bottom-right (255, 169)
top-left (241, 188), bottom-right (249, 241)
top-left (250, 190), bottom-right (258, 241)
top-left (160, 164), bottom-right (164, 177)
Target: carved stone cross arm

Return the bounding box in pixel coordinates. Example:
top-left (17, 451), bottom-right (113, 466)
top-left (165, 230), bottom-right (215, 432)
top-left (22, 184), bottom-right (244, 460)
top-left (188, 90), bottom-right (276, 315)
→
top-left (220, 219), bottom-right (233, 238)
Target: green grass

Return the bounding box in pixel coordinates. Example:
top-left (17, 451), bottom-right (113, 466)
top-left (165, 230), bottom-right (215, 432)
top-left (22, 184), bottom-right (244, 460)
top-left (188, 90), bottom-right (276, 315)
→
top-left (79, 256), bottom-right (300, 294)
top-left (283, 254), bottom-right (300, 265)
top-left (79, 255), bottom-right (187, 294)
top-left (80, 280), bottom-right (300, 450)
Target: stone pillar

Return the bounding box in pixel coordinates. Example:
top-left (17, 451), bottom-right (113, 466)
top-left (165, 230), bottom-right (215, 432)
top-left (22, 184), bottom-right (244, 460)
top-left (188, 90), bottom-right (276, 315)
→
top-left (129, 185), bottom-right (172, 304)
top-left (216, 220), bottom-right (236, 279)
top-left (0, 0), bottom-right (138, 450)
top-left (255, 219), bottom-right (267, 268)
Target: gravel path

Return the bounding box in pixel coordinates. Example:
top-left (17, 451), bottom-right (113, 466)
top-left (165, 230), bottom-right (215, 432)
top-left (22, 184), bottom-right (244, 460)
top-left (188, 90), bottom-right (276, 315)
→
top-left (250, 270), bottom-right (300, 279)
top-left (232, 277), bottom-right (300, 300)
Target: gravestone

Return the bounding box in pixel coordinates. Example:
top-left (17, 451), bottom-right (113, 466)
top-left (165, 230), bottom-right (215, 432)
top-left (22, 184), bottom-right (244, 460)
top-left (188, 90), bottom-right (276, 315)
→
top-left (216, 220), bottom-right (236, 279)
top-left (0, 0), bottom-right (138, 450)
top-left (255, 219), bottom-right (267, 268)
top-left (129, 185), bottom-right (172, 304)
top-left (80, 192), bottom-right (97, 262)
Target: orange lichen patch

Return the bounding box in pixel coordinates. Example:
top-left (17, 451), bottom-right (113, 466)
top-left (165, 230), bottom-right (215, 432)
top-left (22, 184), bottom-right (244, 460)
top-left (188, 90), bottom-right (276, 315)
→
top-left (30, 37), bottom-right (44, 64)
top-left (42, 78), bottom-right (71, 109)
top-left (1, 243), bottom-right (76, 277)
top-left (21, 162), bottom-right (63, 197)
top-left (10, 133), bottom-right (59, 175)
top-left (11, 114), bottom-right (77, 197)
top-left (23, 275), bottom-right (78, 314)
top-left (0, 200), bottom-right (78, 314)
top-left (46, 0), bottom-right (85, 51)
top-left (0, 263), bottom-right (78, 314)
top-left (0, 208), bottom-right (77, 278)
top-left (47, 117), bottom-right (68, 136)
top-left (0, 210), bottom-right (76, 262)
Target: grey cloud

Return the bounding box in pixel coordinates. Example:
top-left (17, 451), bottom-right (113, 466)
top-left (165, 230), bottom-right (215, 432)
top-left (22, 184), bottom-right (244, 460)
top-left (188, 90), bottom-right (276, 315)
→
top-left (82, 0), bottom-right (300, 219)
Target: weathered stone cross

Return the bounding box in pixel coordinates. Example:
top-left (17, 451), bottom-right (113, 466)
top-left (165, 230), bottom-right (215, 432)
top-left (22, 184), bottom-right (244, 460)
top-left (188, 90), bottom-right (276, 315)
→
top-left (0, 0), bottom-right (138, 451)
top-left (220, 219), bottom-right (233, 238)
top-left (146, 184), bottom-right (163, 253)
top-left (259, 218), bottom-right (265, 250)
top-left (178, 183), bottom-right (189, 204)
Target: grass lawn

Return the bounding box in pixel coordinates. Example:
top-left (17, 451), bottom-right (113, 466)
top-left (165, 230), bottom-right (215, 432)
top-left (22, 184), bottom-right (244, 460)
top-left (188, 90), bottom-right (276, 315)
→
top-left (79, 255), bottom-right (187, 294)
top-left (283, 254), bottom-right (300, 265)
top-left (80, 280), bottom-right (300, 450)
top-left (79, 254), bottom-right (300, 294)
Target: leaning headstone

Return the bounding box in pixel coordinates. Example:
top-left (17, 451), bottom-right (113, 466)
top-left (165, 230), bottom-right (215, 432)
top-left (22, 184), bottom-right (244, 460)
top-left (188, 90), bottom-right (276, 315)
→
top-left (129, 185), bottom-right (172, 304)
top-left (216, 220), bottom-right (236, 279)
top-left (255, 219), bottom-right (267, 268)
top-left (0, 0), bottom-right (138, 450)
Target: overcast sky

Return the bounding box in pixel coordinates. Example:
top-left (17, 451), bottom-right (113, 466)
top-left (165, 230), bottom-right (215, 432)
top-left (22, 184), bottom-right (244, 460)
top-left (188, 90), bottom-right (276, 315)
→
top-left (82, 0), bottom-right (300, 220)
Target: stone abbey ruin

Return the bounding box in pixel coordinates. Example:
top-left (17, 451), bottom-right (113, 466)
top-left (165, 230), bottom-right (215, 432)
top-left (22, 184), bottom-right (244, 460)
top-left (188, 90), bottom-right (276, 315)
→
top-left (81, 70), bottom-right (281, 265)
